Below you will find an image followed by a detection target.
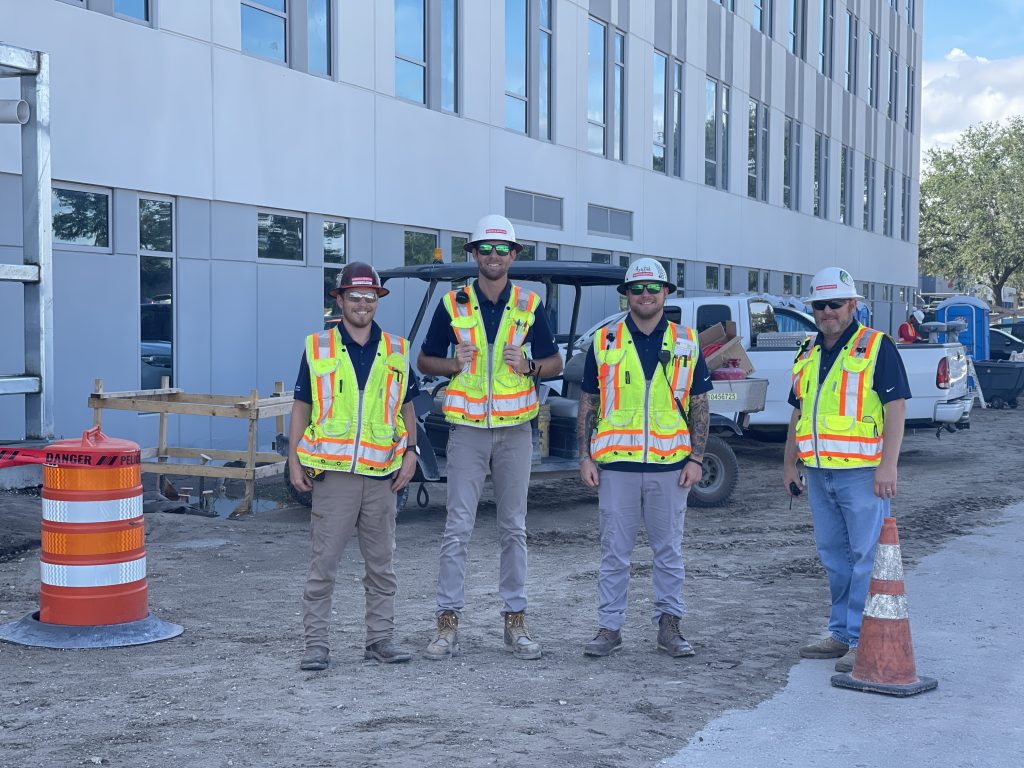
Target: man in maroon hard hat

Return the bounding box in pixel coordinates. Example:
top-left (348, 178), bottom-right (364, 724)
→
top-left (288, 262), bottom-right (420, 671)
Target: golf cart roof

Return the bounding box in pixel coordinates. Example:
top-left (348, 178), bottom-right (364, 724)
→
top-left (379, 262), bottom-right (626, 287)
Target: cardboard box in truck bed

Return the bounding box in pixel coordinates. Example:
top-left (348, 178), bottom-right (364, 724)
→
top-left (699, 321), bottom-right (755, 375)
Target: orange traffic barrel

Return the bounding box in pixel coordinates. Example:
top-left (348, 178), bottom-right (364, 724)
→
top-left (0, 428), bottom-right (182, 649)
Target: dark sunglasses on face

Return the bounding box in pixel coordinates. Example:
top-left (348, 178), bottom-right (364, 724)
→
top-left (811, 299), bottom-right (848, 311)
top-left (476, 243), bottom-right (512, 257)
top-left (627, 282), bottom-right (665, 295)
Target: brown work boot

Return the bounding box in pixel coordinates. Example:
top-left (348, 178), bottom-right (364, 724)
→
top-left (424, 611), bottom-right (459, 660)
top-left (656, 613), bottom-right (695, 657)
top-left (583, 628), bottom-right (622, 657)
top-left (503, 611), bottom-right (542, 660)
top-left (364, 638), bottom-right (412, 664)
top-left (799, 636), bottom-right (849, 659)
top-left (834, 648), bottom-right (857, 673)
top-left (299, 645), bottom-right (330, 672)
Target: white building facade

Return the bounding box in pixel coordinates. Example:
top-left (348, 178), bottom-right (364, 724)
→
top-left (0, 0), bottom-right (922, 444)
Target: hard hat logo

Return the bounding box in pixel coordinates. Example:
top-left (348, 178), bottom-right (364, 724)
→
top-left (618, 257), bottom-right (676, 295)
top-left (467, 215), bottom-right (522, 252)
top-left (329, 261), bottom-right (389, 298)
top-left (839, 270), bottom-right (851, 285)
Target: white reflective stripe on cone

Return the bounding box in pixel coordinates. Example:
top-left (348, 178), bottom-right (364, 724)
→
top-left (872, 543), bottom-right (905, 581)
top-left (863, 593), bottom-right (909, 620)
top-left (42, 495), bottom-right (143, 524)
top-left (41, 556), bottom-right (147, 588)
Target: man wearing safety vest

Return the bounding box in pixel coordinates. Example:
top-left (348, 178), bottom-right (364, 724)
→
top-left (783, 267), bottom-right (911, 675)
top-left (288, 262), bottom-right (419, 671)
top-left (417, 214), bottom-right (562, 661)
top-left (576, 258), bottom-right (712, 658)
top-left (897, 309), bottom-right (926, 344)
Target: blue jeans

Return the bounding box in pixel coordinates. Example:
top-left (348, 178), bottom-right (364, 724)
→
top-left (804, 466), bottom-right (889, 648)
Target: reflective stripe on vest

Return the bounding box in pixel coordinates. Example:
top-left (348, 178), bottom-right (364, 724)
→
top-left (441, 283), bottom-right (541, 427)
top-left (296, 328), bottom-right (410, 475)
top-left (590, 321), bottom-right (699, 465)
top-left (792, 326), bottom-right (886, 468)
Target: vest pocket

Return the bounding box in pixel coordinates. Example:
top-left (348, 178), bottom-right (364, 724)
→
top-left (840, 355), bottom-right (872, 374)
top-left (819, 414), bottom-right (855, 433)
top-left (320, 419), bottom-right (352, 438)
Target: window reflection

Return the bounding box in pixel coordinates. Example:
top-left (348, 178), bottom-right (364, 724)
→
top-left (140, 199), bottom-right (173, 252)
top-left (114, 0), bottom-right (148, 21)
top-left (441, 0), bottom-right (458, 112)
top-left (258, 213), bottom-right (304, 260)
top-left (323, 220), bottom-right (346, 264)
top-left (141, 256), bottom-right (173, 389)
top-left (52, 188), bottom-right (110, 248)
top-left (404, 230), bottom-right (437, 266)
top-left (241, 3), bottom-right (287, 62)
top-left (505, 0), bottom-right (527, 131)
top-left (308, 0), bottom-right (330, 75)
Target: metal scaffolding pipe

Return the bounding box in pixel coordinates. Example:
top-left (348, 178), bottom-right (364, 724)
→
top-left (0, 99), bottom-right (30, 124)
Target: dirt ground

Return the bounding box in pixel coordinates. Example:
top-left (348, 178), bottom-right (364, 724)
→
top-left (0, 406), bottom-right (1019, 768)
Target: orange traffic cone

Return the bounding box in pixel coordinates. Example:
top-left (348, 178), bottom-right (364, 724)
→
top-left (832, 517), bottom-right (937, 696)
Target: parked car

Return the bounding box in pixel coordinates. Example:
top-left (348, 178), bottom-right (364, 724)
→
top-left (991, 320), bottom-right (1024, 342)
top-left (141, 340), bottom-right (173, 390)
top-left (989, 327), bottom-right (1024, 360)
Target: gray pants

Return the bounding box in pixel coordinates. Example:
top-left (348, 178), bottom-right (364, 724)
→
top-left (597, 469), bottom-right (689, 631)
top-left (436, 422), bottom-right (533, 617)
top-left (303, 470), bottom-right (398, 648)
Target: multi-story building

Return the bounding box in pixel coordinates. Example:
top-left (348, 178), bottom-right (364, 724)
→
top-left (0, 0), bottom-right (922, 444)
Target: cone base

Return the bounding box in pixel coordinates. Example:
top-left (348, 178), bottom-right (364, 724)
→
top-left (831, 672), bottom-right (938, 697)
top-left (0, 611), bottom-right (183, 649)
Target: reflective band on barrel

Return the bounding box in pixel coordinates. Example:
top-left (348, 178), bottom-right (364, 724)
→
top-left (863, 593), bottom-right (909, 620)
top-left (871, 543), bottom-right (905, 581)
top-left (41, 556), bottom-right (147, 588)
top-left (42, 527), bottom-right (145, 557)
top-left (43, 495), bottom-right (143, 523)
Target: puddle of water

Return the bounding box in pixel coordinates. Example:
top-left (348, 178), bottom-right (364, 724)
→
top-left (176, 495), bottom-right (281, 518)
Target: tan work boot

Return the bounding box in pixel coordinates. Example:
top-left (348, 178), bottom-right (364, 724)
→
top-left (424, 610), bottom-right (459, 660)
top-left (503, 611), bottom-right (542, 660)
top-left (799, 636), bottom-right (849, 659)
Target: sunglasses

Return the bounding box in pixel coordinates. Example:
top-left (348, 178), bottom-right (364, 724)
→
top-left (344, 291), bottom-right (379, 303)
top-left (475, 243), bottom-right (513, 257)
top-left (627, 282), bottom-right (665, 295)
top-left (811, 299), bottom-right (849, 311)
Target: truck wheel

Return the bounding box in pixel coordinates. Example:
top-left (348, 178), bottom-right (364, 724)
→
top-left (689, 435), bottom-right (739, 508)
top-left (284, 472), bottom-right (313, 508)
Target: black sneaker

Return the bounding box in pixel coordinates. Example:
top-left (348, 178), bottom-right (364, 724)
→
top-left (583, 628), bottom-right (622, 657)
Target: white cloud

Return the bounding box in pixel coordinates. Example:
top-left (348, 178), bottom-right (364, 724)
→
top-left (921, 49), bottom-right (1024, 156)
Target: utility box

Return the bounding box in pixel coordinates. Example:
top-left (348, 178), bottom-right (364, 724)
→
top-left (935, 295), bottom-right (990, 360)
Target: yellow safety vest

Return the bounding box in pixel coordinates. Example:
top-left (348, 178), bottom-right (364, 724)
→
top-left (792, 325), bottom-right (886, 468)
top-left (590, 321), bottom-right (698, 465)
top-left (296, 328), bottom-right (410, 476)
top-left (441, 283), bottom-right (541, 428)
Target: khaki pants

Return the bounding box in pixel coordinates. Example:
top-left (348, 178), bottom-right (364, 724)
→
top-left (302, 470), bottom-right (398, 648)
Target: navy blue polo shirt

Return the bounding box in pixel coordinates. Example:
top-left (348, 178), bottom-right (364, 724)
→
top-left (581, 313), bottom-right (714, 473)
top-left (419, 280), bottom-right (559, 360)
top-left (787, 321), bottom-right (911, 410)
top-left (294, 321), bottom-right (419, 405)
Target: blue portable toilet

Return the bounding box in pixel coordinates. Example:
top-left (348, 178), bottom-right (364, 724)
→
top-left (935, 295), bottom-right (990, 360)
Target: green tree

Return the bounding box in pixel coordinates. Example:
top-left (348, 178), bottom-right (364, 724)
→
top-left (919, 116), bottom-right (1024, 303)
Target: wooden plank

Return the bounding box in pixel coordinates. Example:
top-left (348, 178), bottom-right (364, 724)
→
top-left (242, 389), bottom-right (259, 517)
top-left (87, 397), bottom-right (251, 418)
top-left (274, 381), bottom-right (286, 436)
top-left (92, 387), bottom-right (184, 399)
top-left (141, 462), bottom-right (253, 480)
top-left (166, 392), bottom-right (242, 405)
top-left (158, 447), bottom-right (282, 463)
top-left (252, 401), bottom-right (294, 418)
top-left (254, 461), bottom-right (287, 479)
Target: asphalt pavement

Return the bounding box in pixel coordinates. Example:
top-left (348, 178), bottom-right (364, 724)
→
top-left (660, 501), bottom-right (1024, 768)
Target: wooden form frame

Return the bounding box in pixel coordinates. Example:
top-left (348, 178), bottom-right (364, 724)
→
top-left (88, 378), bottom-right (292, 518)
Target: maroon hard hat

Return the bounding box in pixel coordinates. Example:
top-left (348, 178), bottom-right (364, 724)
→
top-left (329, 261), bottom-right (389, 298)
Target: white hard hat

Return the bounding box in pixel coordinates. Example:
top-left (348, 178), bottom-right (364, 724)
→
top-left (466, 214), bottom-right (522, 253)
top-left (911, 309), bottom-right (925, 323)
top-left (805, 267), bottom-right (863, 301)
top-left (618, 257), bottom-right (677, 295)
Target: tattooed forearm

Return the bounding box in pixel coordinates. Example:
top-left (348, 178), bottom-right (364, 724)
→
top-left (577, 393), bottom-right (599, 460)
top-left (687, 393), bottom-right (710, 458)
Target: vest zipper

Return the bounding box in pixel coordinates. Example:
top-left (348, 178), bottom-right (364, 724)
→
top-left (350, 388), bottom-right (365, 473)
top-left (642, 379), bottom-right (652, 463)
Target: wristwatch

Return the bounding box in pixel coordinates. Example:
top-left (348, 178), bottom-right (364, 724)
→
top-left (527, 358), bottom-right (538, 378)
top-left (684, 455), bottom-right (703, 467)
top-left (409, 444), bottom-right (421, 456)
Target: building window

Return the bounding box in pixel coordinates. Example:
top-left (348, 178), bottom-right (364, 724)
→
top-left (863, 157), bottom-right (875, 231)
top-left (404, 229), bottom-right (438, 265)
top-left (505, 0), bottom-right (554, 138)
top-left (819, 0), bottom-right (835, 78)
top-left (906, 0), bottom-right (915, 27)
top-left (591, 251), bottom-right (611, 264)
top-left (587, 204), bottom-right (633, 239)
top-left (882, 166), bottom-right (894, 237)
top-left (257, 212), bottom-right (304, 261)
top-left (905, 65), bottom-right (915, 131)
top-left (747, 270), bottom-right (759, 292)
top-left (754, 0), bottom-right (774, 36)
top-left (900, 175), bottom-right (911, 241)
top-left (724, 266), bottom-right (733, 293)
top-left (395, 0), bottom-right (458, 111)
top-left (586, 17), bottom-right (606, 155)
top-left (505, 0), bottom-right (528, 132)
top-left (505, 188), bottom-right (563, 227)
top-left (518, 241), bottom-right (537, 261)
top-left (867, 31), bottom-right (880, 109)
top-left (241, 2), bottom-right (288, 64)
top-left (813, 132), bottom-right (829, 218)
top-left (676, 263), bottom-right (686, 297)
top-left (322, 220), bottom-right (347, 319)
top-left (139, 197), bottom-right (174, 389)
top-left (612, 30), bottom-right (625, 161)
top-left (705, 78), bottom-right (729, 190)
top-left (52, 187), bottom-right (110, 249)
top-left (715, 0), bottom-right (736, 10)
top-left (653, 54), bottom-right (685, 177)
top-left (748, 99), bottom-right (769, 201)
top-left (653, 51), bottom-right (667, 172)
top-left (672, 61), bottom-right (683, 177)
top-left (396, 0), bottom-right (426, 103)
top-left (839, 145), bottom-right (854, 225)
top-left (706, 265), bottom-right (720, 291)
top-left (115, 0), bottom-right (149, 21)
top-left (887, 49), bottom-right (899, 120)
top-left (545, 245), bottom-right (559, 261)
top-left (450, 234), bottom-right (469, 263)
top-left (788, 0), bottom-right (807, 60)
top-left (783, 117), bottom-right (801, 211)
top-left (844, 11), bottom-right (858, 94)
top-left (308, 0), bottom-right (331, 75)
top-left (783, 273), bottom-right (793, 294)
top-left (539, 0), bottom-right (553, 140)
top-left (440, 0), bottom-right (458, 112)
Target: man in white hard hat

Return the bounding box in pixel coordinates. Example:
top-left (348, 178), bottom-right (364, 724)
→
top-left (417, 214), bottom-right (562, 661)
top-left (783, 267), bottom-right (911, 675)
top-left (897, 309), bottom-right (926, 344)
top-left (289, 262), bottom-right (419, 671)
top-left (576, 258), bottom-right (712, 658)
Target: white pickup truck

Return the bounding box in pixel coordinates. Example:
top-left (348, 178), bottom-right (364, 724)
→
top-left (568, 295), bottom-right (973, 433)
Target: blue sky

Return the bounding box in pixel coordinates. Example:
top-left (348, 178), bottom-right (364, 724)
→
top-left (923, 0), bottom-right (1024, 60)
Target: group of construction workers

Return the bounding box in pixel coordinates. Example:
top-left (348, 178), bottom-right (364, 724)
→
top-left (287, 215), bottom-right (909, 678)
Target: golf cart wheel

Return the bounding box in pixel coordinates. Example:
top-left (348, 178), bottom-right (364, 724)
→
top-left (688, 435), bottom-right (739, 508)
